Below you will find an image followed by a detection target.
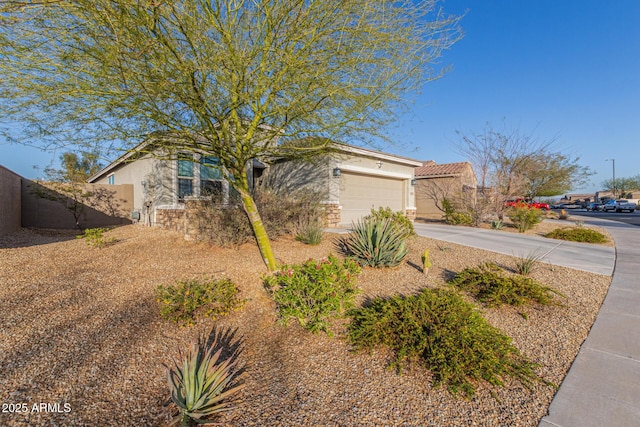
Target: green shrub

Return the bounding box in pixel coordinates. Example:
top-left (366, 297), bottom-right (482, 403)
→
top-left (545, 227), bottom-right (607, 243)
top-left (449, 262), bottom-right (561, 307)
top-left (77, 227), bottom-right (115, 248)
top-left (338, 217), bottom-right (409, 268)
top-left (156, 278), bottom-right (245, 326)
top-left (263, 255), bottom-right (361, 335)
top-left (367, 207), bottom-right (415, 238)
top-left (506, 206), bottom-right (543, 233)
top-left (166, 335), bottom-right (244, 426)
top-left (295, 222), bottom-right (324, 245)
top-left (347, 288), bottom-right (539, 397)
top-left (442, 199), bottom-right (472, 225)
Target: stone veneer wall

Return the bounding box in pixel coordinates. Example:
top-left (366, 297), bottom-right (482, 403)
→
top-left (154, 207), bottom-right (186, 234)
top-left (322, 203), bottom-right (341, 228)
top-left (404, 208), bottom-right (416, 222)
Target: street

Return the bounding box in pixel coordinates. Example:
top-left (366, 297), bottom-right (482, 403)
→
top-left (553, 209), bottom-right (640, 226)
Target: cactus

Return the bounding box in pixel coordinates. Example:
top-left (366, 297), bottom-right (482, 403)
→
top-left (421, 249), bottom-right (432, 276)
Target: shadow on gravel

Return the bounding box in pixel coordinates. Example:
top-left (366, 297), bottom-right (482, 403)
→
top-left (0, 228), bottom-right (79, 249)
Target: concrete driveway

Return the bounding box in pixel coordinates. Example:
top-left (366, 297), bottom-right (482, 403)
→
top-left (412, 222), bottom-right (615, 276)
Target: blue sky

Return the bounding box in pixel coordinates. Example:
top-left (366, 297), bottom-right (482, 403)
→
top-left (1, 0), bottom-right (638, 193)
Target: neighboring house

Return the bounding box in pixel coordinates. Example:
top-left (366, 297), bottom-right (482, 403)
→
top-left (413, 161), bottom-right (477, 218)
top-left (89, 140), bottom-right (421, 229)
top-left (262, 143), bottom-right (421, 227)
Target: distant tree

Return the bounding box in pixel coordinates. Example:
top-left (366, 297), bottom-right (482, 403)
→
top-left (455, 122), bottom-right (593, 222)
top-left (601, 175), bottom-right (640, 198)
top-left (45, 151), bottom-right (102, 183)
top-left (0, 0), bottom-right (462, 271)
top-left (519, 151), bottom-right (591, 199)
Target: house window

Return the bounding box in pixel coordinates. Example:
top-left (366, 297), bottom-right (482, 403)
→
top-left (177, 154), bottom-right (194, 201)
top-left (200, 156), bottom-right (225, 204)
top-left (107, 174), bottom-right (115, 185)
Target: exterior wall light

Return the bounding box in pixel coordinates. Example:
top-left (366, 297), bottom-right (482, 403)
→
top-left (411, 178), bottom-right (417, 186)
top-left (332, 167), bottom-right (341, 177)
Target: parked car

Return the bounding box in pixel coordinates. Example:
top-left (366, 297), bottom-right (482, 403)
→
top-left (504, 198), bottom-right (551, 210)
top-left (586, 202), bottom-right (604, 211)
top-left (551, 202), bottom-right (582, 210)
top-left (602, 199), bottom-right (636, 213)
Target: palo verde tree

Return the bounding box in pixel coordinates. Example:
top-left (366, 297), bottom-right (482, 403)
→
top-left (0, 0), bottom-right (462, 270)
top-left (455, 122), bottom-right (592, 222)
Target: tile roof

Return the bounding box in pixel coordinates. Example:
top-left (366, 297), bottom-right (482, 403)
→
top-left (414, 161), bottom-right (470, 177)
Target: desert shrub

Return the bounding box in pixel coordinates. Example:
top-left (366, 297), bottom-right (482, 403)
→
top-left (190, 188), bottom-right (323, 247)
top-left (156, 278), bottom-right (245, 326)
top-left (295, 222), bottom-right (324, 245)
top-left (506, 206), bottom-right (543, 233)
top-left (545, 227), bottom-right (607, 243)
top-left (449, 262), bottom-right (561, 307)
top-left (338, 216), bottom-right (408, 268)
top-left (166, 334), bottom-right (244, 426)
top-left (367, 207), bottom-right (415, 238)
top-left (254, 188), bottom-right (323, 237)
top-left (264, 255), bottom-right (361, 335)
top-left (442, 199), bottom-right (472, 225)
top-left (347, 288), bottom-right (539, 397)
top-left (77, 227), bottom-right (115, 248)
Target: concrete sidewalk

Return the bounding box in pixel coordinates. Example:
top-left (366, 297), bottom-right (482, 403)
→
top-left (412, 222), bottom-right (615, 276)
top-left (411, 217), bottom-right (640, 426)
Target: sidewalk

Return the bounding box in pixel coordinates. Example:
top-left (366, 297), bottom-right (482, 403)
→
top-left (411, 217), bottom-right (640, 426)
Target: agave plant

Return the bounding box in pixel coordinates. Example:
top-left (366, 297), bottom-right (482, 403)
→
top-left (167, 337), bottom-right (244, 426)
top-left (340, 216), bottom-right (408, 268)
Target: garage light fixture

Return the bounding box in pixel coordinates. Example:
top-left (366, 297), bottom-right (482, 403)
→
top-left (332, 167), bottom-right (341, 177)
top-left (411, 179), bottom-right (417, 186)
top-left (376, 161), bottom-right (383, 168)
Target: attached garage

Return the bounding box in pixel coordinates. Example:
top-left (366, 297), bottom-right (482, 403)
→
top-left (262, 142), bottom-right (421, 228)
top-left (339, 172), bottom-right (404, 225)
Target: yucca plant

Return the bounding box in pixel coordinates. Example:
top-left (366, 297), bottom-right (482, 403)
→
top-left (166, 337), bottom-right (245, 426)
top-left (339, 216), bottom-right (408, 268)
top-left (514, 250), bottom-right (544, 276)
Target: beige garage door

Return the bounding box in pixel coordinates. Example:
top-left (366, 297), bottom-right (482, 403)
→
top-left (340, 172), bottom-right (404, 225)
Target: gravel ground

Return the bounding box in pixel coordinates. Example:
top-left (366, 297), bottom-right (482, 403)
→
top-left (0, 223), bottom-right (611, 426)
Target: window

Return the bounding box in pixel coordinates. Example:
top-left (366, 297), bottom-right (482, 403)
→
top-left (200, 156), bottom-right (224, 203)
top-left (177, 154), bottom-right (194, 201)
top-left (107, 174), bottom-right (115, 185)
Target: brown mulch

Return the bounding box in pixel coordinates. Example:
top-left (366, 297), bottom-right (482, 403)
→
top-left (0, 223), bottom-right (611, 426)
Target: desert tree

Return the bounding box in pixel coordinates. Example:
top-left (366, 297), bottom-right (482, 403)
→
top-left (455, 122), bottom-right (592, 222)
top-left (0, 0), bottom-right (462, 270)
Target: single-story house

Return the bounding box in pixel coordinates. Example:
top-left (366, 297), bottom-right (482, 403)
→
top-left (413, 161), bottom-right (477, 217)
top-left (88, 140), bottom-right (421, 228)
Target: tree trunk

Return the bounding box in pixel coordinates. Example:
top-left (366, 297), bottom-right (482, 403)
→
top-left (236, 173), bottom-right (278, 272)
